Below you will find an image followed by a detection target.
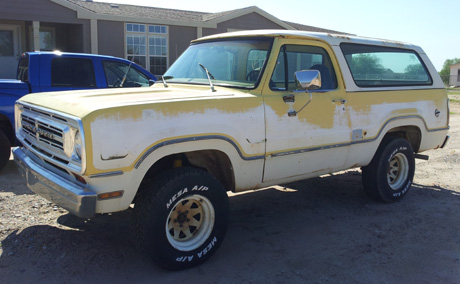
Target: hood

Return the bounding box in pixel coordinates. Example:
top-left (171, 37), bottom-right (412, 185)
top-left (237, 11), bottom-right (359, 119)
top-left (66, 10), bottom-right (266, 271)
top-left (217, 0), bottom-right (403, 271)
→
top-left (19, 84), bottom-right (249, 118)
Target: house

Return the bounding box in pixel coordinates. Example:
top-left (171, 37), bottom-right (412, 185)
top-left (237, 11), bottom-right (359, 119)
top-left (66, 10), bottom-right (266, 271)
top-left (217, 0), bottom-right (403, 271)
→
top-left (449, 62), bottom-right (460, 87)
top-left (0, 0), bottom-right (349, 78)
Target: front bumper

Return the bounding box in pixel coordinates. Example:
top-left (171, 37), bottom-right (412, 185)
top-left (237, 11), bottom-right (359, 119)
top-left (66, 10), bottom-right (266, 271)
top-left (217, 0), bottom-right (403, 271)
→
top-left (13, 147), bottom-right (96, 218)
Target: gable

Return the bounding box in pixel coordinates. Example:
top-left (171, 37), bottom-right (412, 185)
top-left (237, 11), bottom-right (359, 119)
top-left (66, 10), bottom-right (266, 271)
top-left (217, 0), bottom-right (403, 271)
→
top-left (216, 12), bottom-right (287, 32)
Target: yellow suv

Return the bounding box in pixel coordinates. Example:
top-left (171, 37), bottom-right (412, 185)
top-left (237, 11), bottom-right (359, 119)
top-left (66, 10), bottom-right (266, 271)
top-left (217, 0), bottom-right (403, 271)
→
top-left (13, 30), bottom-right (449, 270)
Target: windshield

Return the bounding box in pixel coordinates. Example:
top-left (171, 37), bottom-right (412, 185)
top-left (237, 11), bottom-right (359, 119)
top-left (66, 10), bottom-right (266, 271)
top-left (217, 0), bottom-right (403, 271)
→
top-left (164, 38), bottom-right (273, 88)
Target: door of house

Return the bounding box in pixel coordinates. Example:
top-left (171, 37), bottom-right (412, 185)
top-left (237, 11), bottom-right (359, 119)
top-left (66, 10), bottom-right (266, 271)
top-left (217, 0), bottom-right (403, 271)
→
top-left (0, 25), bottom-right (20, 79)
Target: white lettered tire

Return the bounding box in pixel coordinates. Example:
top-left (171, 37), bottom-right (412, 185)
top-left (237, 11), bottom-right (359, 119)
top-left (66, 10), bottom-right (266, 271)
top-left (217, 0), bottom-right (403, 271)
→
top-left (362, 137), bottom-right (415, 203)
top-left (133, 167), bottom-right (230, 270)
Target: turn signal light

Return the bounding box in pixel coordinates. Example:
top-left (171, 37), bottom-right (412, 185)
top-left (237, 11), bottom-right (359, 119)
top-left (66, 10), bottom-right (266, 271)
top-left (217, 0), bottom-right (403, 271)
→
top-left (98, 191), bottom-right (124, 200)
top-left (72, 174), bottom-right (87, 185)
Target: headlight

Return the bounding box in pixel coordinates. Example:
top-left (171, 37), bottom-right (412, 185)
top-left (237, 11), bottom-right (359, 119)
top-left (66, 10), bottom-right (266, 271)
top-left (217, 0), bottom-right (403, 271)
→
top-left (63, 127), bottom-right (82, 162)
top-left (63, 127), bottom-right (75, 158)
top-left (73, 130), bottom-right (82, 160)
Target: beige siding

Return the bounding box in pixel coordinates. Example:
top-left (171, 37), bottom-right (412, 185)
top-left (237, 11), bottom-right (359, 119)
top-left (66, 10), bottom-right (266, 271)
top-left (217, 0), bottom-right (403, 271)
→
top-left (98, 20), bottom-right (125, 57)
top-left (0, 0), bottom-right (91, 53)
top-left (1, 0), bottom-right (82, 23)
top-left (169, 25), bottom-right (197, 65)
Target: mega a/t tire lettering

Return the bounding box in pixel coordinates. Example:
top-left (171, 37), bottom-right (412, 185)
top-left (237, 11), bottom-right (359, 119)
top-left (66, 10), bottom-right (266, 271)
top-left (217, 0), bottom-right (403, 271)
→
top-left (133, 167), bottom-right (229, 270)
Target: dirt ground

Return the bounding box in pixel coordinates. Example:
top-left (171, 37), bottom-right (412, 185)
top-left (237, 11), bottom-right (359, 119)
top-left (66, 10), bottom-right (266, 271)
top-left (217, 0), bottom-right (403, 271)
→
top-left (1, 103), bottom-right (459, 284)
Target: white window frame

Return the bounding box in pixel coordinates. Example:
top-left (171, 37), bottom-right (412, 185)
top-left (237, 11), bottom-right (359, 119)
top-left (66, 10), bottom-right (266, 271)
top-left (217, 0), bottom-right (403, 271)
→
top-left (125, 23), bottom-right (169, 76)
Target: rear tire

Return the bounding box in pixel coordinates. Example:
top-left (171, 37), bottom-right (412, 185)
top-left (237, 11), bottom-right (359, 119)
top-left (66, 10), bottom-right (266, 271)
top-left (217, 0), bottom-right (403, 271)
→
top-left (132, 167), bottom-right (229, 270)
top-left (362, 137), bottom-right (415, 202)
top-left (0, 129), bottom-right (11, 171)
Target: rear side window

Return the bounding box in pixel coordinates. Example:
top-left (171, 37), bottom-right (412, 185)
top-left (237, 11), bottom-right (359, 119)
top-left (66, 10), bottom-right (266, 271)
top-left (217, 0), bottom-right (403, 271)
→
top-left (340, 43), bottom-right (432, 87)
top-left (17, 55), bottom-right (29, 82)
top-left (51, 57), bottom-right (96, 87)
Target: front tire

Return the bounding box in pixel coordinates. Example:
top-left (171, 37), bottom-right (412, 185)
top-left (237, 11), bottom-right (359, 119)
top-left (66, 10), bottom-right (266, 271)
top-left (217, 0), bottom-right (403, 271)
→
top-left (133, 167), bottom-right (230, 270)
top-left (0, 129), bottom-right (11, 171)
top-left (362, 137), bottom-right (415, 202)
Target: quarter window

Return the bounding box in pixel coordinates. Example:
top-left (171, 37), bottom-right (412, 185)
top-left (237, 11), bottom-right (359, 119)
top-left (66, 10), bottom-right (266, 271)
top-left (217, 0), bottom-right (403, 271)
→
top-left (126, 23), bottom-right (168, 76)
top-left (340, 43), bottom-right (432, 87)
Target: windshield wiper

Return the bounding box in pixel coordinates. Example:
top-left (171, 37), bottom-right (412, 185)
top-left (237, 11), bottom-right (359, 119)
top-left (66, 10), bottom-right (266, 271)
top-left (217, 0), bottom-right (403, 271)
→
top-left (199, 63), bottom-right (216, 92)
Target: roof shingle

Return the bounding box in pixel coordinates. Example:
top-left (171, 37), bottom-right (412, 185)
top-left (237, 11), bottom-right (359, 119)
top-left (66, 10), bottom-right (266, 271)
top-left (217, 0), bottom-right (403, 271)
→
top-left (66, 0), bottom-right (350, 34)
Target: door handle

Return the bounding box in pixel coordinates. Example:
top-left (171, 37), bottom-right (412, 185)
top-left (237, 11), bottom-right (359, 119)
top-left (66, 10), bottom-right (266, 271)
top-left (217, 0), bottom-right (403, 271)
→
top-left (283, 94), bottom-right (295, 103)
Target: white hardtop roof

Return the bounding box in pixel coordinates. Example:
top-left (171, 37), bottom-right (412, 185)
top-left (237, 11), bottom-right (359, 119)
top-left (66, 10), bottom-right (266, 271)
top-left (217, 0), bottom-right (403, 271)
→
top-left (195, 30), bottom-right (425, 54)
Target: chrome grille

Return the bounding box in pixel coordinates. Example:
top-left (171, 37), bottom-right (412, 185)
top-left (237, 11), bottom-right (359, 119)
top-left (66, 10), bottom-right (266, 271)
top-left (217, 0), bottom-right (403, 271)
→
top-left (17, 103), bottom-right (83, 173)
top-left (21, 114), bottom-right (64, 150)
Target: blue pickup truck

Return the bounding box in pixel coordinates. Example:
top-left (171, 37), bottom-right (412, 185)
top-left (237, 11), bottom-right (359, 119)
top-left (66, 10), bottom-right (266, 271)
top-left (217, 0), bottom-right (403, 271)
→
top-left (0, 51), bottom-right (156, 170)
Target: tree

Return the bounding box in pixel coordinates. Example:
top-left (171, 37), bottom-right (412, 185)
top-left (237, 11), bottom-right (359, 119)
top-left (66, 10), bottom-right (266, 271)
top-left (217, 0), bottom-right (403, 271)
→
top-left (439, 58), bottom-right (460, 85)
top-left (349, 54), bottom-right (385, 79)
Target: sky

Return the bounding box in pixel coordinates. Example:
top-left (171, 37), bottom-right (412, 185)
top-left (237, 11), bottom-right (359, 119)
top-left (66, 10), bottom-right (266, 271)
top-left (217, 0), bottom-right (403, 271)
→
top-left (98, 0), bottom-right (459, 71)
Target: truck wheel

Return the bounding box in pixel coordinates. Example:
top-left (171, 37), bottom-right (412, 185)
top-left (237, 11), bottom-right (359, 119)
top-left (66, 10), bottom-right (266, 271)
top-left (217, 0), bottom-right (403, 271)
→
top-left (0, 129), bottom-right (11, 171)
top-left (362, 137), bottom-right (415, 203)
top-left (132, 167), bottom-right (230, 270)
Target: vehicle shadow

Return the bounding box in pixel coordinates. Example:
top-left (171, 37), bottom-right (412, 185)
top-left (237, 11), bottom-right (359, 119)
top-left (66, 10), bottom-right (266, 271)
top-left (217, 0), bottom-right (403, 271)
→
top-left (0, 158), bottom-right (31, 195)
top-left (1, 170), bottom-right (460, 283)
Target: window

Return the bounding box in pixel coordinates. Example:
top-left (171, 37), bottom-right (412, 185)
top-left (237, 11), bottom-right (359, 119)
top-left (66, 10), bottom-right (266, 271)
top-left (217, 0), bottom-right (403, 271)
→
top-left (247, 49), bottom-right (268, 81)
top-left (28, 26), bottom-right (55, 51)
top-left (126, 23), bottom-right (168, 76)
top-left (457, 70), bottom-right (460, 82)
top-left (0, 30), bottom-right (14, 56)
top-left (340, 43), bottom-right (432, 87)
top-left (102, 60), bottom-right (151, 87)
top-left (270, 45), bottom-right (337, 91)
top-left (163, 38), bottom-right (272, 89)
top-left (127, 34), bottom-right (146, 68)
top-left (17, 55), bottom-right (29, 82)
top-left (51, 58), bottom-right (96, 87)
top-left (40, 28), bottom-right (55, 51)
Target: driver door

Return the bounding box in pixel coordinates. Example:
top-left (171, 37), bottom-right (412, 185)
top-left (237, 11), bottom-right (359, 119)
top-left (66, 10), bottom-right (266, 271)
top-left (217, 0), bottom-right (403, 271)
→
top-left (262, 40), bottom-right (351, 183)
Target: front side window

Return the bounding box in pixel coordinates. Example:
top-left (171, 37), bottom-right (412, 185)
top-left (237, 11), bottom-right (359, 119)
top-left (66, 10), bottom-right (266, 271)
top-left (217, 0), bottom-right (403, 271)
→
top-left (51, 57), bottom-right (96, 87)
top-left (270, 45), bottom-right (338, 91)
top-left (126, 23), bottom-right (168, 76)
top-left (340, 43), bottom-right (432, 87)
top-left (164, 38), bottom-right (272, 89)
top-left (102, 60), bottom-right (150, 87)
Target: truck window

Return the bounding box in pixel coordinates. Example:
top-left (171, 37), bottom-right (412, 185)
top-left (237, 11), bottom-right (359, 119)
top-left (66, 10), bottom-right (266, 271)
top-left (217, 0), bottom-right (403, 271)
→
top-left (270, 45), bottom-right (338, 91)
top-left (51, 57), bottom-right (96, 87)
top-left (17, 55), bottom-right (29, 82)
top-left (102, 60), bottom-right (150, 87)
top-left (246, 49), bottom-right (268, 81)
top-left (340, 43), bottom-right (432, 87)
top-left (163, 38), bottom-right (273, 89)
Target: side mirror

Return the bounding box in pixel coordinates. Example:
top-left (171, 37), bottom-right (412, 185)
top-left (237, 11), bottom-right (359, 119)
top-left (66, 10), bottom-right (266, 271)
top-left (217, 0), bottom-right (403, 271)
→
top-left (149, 79), bottom-right (155, 86)
top-left (294, 70), bottom-right (321, 91)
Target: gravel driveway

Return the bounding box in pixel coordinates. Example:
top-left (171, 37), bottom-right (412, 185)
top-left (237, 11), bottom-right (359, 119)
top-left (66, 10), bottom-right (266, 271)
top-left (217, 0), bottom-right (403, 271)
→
top-left (1, 104), bottom-right (459, 284)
